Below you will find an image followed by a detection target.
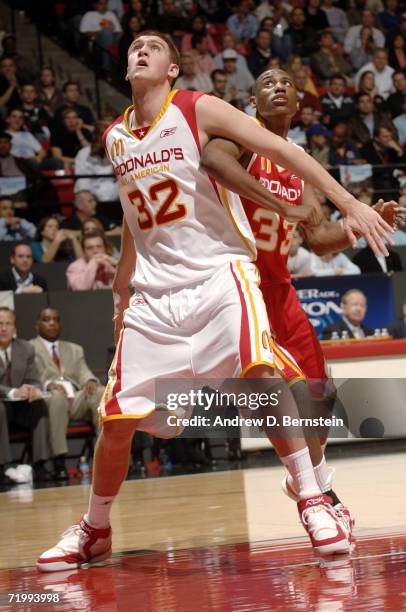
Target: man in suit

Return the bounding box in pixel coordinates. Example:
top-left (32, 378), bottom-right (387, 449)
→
top-left (387, 297), bottom-right (406, 338)
top-left (0, 306), bottom-right (50, 485)
top-left (352, 245), bottom-right (403, 274)
top-left (0, 242), bottom-right (47, 293)
top-left (322, 289), bottom-right (374, 339)
top-left (31, 307), bottom-right (103, 479)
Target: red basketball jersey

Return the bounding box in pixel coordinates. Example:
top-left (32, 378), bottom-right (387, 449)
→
top-left (242, 152), bottom-right (304, 284)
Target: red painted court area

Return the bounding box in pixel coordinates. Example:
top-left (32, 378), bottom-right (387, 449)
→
top-left (0, 531), bottom-right (405, 611)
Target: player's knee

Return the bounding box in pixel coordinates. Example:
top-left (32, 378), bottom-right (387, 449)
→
top-left (244, 364), bottom-right (279, 379)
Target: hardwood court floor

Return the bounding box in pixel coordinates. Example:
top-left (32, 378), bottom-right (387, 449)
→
top-left (0, 451), bottom-right (405, 611)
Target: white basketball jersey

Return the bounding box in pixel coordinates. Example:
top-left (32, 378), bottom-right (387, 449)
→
top-left (103, 89), bottom-right (256, 291)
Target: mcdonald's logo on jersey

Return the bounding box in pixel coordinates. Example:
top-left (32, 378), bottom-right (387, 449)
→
top-left (111, 138), bottom-right (125, 160)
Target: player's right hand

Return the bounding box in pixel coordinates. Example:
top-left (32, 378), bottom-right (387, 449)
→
top-left (281, 200), bottom-right (324, 226)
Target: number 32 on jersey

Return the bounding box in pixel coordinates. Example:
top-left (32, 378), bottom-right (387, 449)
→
top-left (252, 208), bottom-right (296, 255)
top-left (128, 178), bottom-right (186, 230)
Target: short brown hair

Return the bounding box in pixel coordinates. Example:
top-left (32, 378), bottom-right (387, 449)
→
top-left (81, 230), bottom-right (108, 251)
top-left (128, 30), bottom-right (180, 66)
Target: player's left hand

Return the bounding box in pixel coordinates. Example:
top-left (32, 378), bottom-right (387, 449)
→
top-left (343, 200), bottom-right (394, 256)
top-left (373, 199), bottom-right (406, 229)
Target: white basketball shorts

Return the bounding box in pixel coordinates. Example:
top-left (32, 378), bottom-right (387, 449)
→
top-left (99, 260), bottom-right (303, 437)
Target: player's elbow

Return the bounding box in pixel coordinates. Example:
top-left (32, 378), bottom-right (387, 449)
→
top-left (309, 242), bottom-right (330, 256)
top-left (200, 146), bottom-right (220, 173)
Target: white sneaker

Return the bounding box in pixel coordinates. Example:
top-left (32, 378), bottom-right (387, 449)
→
top-left (282, 474), bottom-right (355, 545)
top-left (298, 495), bottom-right (351, 556)
top-left (36, 516), bottom-right (112, 572)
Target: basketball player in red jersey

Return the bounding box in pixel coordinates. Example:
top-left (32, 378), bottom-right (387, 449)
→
top-left (201, 67), bottom-right (405, 530)
top-left (37, 35), bottom-right (397, 572)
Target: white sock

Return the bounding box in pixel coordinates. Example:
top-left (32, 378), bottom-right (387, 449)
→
top-left (314, 456), bottom-right (333, 493)
top-left (282, 448), bottom-right (321, 500)
top-left (86, 489), bottom-right (115, 528)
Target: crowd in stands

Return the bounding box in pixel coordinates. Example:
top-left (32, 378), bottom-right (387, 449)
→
top-left (0, 1), bottom-right (405, 282)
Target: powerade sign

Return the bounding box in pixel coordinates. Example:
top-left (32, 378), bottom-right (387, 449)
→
top-left (293, 273), bottom-right (395, 338)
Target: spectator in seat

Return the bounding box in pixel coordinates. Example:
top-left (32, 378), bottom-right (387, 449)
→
top-left (221, 49), bottom-right (254, 108)
top-left (174, 53), bottom-right (212, 93)
top-left (74, 121), bottom-right (118, 203)
top-left (386, 70), bottom-right (406, 118)
top-left (291, 68), bottom-right (322, 126)
top-left (118, 15), bottom-right (142, 78)
top-left (321, 75), bottom-right (355, 128)
top-left (285, 7), bottom-right (318, 58)
top-left (357, 70), bottom-right (385, 109)
top-left (285, 55), bottom-right (318, 97)
top-left (66, 231), bottom-right (117, 290)
top-left (0, 57), bottom-right (22, 110)
top-left (5, 108), bottom-right (46, 168)
top-left (355, 48), bottom-right (395, 100)
top-left (344, 9), bottom-right (385, 55)
top-left (307, 123), bottom-right (331, 167)
top-left (328, 122), bottom-right (365, 166)
top-left (305, 0), bottom-right (329, 33)
top-left (226, 0), bottom-right (259, 46)
top-left (146, 0), bottom-right (188, 42)
top-left (387, 33), bottom-right (406, 72)
top-left (190, 33), bottom-right (216, 75)
top-left (0, 242), bottom-right (47, 293)
top-left (31, 215), bottom-right (82, 263)
top-left (259, 16), bottom-right (293, 64)
top-left (378, 0), bottom-right (400, 34)
top-left (210, 69), bottom-right (242, 109)
top-left (0, 307), bottom-right (51, 485)
top-left (61, 190), bottom-right (118, 233)
top-left (50, 109), bottom-right (92, 174)
top-left (36, 66), bottom-right (64, 117)
top-left (30, 308), bottom-right (104, 480)
top-left (361, 125), bottom-right (406, 199)
top-left (214, 32), bottom-right (249, 73)
top-left (126, 0), bottom-right (147, 30)
top-left (52, 82), bottom-right (95, 132)
top-left (1, 34), bottom-right (35, 83)
top-left (311, 30), bottom-right (352, 83)
top-left (393, 97), bottom-right (406, 143)
top-left (247, 28), bottom-right (273, 79)
top-left (349, 26), bottom-right (376, 72)
top-left (0, 196), bottom-right (36, 241)
top-left (288, 105), bottom-right (318, 147)
top-left (348, 93), bottom-right (389, 148)
top-left (309, 251), bottom-right (361, 276)
top-left (79, 0), bottom-right (122, 71)
top-left (352, 244), bottom-right (403, 272)
top-left (321, 0), bottom-right (349, 43)
top-left (20, 83), bottom-right (51, 143)
top-left (181, 15), bottom-right (218, 55)
top-left (287, 229), bottom-right (311, 278)
top-left (81, 218), bottom-right (119, 259)
top-left (386, 296), bottom-right (406, 338)
top-left (322, 289), bottom-right (374, 339)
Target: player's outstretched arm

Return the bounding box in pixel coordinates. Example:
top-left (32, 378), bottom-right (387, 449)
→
top-left (201, 138), bottom-right (323, 224)
top-left (302, 190), bottom-right (405, 255)
top-left (112, 219), bottom-right (135, 345)
top-left (196, 95), bottom-right (394, 256)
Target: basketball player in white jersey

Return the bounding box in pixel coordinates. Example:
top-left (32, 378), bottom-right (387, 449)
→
top-left (37, 32), bottom-right (395, 572)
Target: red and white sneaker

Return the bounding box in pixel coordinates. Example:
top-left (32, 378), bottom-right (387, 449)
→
top-left (298, 495), bottom-right (351, 556)
top-left (36, 516), bottom-right (112, 572)
top-left (282, 474), bottom-right (355, 544)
